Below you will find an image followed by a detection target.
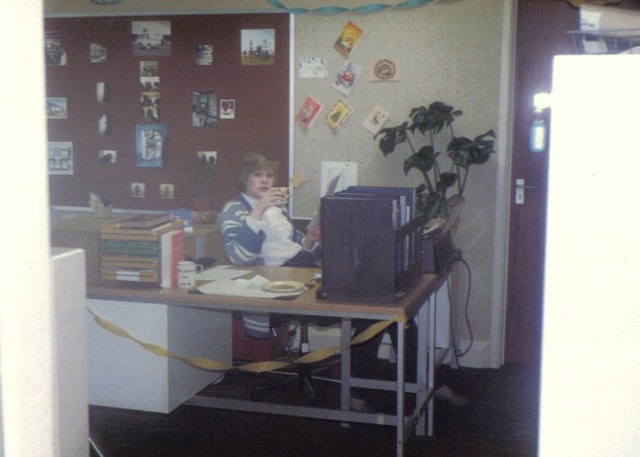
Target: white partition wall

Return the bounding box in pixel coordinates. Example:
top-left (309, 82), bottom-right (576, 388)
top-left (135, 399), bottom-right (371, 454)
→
top-left (539, 55), bottom-right (640, 457)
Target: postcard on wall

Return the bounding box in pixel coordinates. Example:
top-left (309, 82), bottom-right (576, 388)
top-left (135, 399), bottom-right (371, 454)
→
top-left (48, 142), bottom-right (73, 174)
top-left (192, 91), bottom-right (218, 127)
top-left (159, 184), bottom-right (174, 199)
top-left (96, 82), bottom-right (111, 103)
top-left (99, 150), bottom-right (117, 164)
top-left (90, 43), bottom-right (107, 63)
top-left (131, 183), bottom-right (146, 198)
top-left (47, 98), bottom-right (67, 119)
top-left (220, 99), bottom-right (235, 119)
top-left (298, 57), bottom-right (328, 78)
top-left (140, 76), bottom-right (160, 92)
top-left (195, 45), bottom-right (213, 65)
top-left (325, 100), bottom-right (353, 131)
top-left (98, 114), bottom-right (113, 135)
top-left (141, 92), bottom-right (160, 122)
top-left (363, 105), bottom-right (390, 135)
top-left (296, 96), bottom-right (323, 129)
top-left (45, 32), bottom-right (67, 66)
top-left (332, 61), bottom-right (362, 96)
top-left (241, 29), bottom-right (276, 65)
top-left (140, 61), bottom-right (159, 77)
top-left (333, 21), bottom-right (363, 58)
top-left (132, 20), bottom-right (171, 56)
top-left (371, 58), bottom-right (399, 82)
top-left (135, 124), bottom-right (165, 167)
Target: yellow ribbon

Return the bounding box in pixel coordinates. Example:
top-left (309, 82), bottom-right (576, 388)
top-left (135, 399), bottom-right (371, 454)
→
top-left (87, 306), bottom-right (405, 374)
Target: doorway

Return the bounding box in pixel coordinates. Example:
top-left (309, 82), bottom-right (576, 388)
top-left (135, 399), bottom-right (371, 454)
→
top-left (505, 0), bottom-right (578, 365)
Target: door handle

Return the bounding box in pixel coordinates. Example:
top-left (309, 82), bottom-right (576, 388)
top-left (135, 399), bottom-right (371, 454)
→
top-left (515, 178), bottom-right (536, 204)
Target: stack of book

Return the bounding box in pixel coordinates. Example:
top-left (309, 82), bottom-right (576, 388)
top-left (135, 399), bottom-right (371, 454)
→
top-left (99, 214), bottom-right (184, 286)
top-left (320, 186), bottom-right (423, 304)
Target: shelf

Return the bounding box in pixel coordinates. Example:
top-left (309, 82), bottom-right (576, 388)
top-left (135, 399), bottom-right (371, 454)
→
top-left (567, 28), bottom-right (640, 54)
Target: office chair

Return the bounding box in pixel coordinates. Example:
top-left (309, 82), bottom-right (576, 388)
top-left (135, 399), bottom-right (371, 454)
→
top-left (246, 316), bottom-right (340, 400)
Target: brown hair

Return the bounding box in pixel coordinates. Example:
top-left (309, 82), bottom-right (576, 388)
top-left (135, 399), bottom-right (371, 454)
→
top-left (237, 151), bottom-right (279, 192)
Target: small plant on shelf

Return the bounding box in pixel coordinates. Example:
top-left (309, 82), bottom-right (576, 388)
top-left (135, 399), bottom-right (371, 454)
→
top-left (374, 101), bottom-right (495, 223)
top-left (188, 153), bottom-right (217, 211)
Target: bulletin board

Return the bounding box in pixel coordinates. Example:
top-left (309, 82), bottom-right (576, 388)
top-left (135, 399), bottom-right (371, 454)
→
top-left (45, 13), bottom-right (291, 212)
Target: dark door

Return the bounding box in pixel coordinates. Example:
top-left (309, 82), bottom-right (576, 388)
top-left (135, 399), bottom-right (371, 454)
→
top-left (505, 0), bottom-right (578, 365)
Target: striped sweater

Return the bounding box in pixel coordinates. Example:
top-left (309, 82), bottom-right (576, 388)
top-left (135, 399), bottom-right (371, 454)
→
top-left (219, 194), bottom-right (319, 338)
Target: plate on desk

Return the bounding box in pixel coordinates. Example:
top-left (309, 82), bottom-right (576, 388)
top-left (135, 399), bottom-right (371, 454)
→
top-left (261, 280), bottom-right (306, 294)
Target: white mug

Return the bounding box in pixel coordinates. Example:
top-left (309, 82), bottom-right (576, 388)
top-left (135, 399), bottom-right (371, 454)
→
top-left (177, 261), bottom-right (203, 289)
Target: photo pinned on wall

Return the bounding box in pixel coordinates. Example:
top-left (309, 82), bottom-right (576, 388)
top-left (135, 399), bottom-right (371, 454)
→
top-left (241, 28), bottom-right (275, 65)
top-left (141, 92), bottom-right (160, 123)
top-left (90, 42), bottom-right (107, 63)
top-left (45, 32), bottom-right (67, 66)
top-left (140, 60), bottom-right (159, 77)
top-left (192, 91), bottom-right (218, 127)
top-left (298, 57), bottom-right (328, 78)
top-left (96, 82), bottom-right (111, 103)
top-left (371, 58), bottom-right (399, 82)
top-left (333, 21), bottom-right (363, 58)
top-left (362, 105), bottom-right (390, 135)
top-left (132, 20), bottom-right (171, 56)
top-left (99, 149), bottom-right (117, 164)
top-left (98, 114), bottom-right (113, 135)
top-left (131, 182), bottom-right (146, 198)
top-left (135, 124), bottom-right (165, 167)
top-left (296, 96), bottom-right (323, 129)
top-left (220, 99), bottom-right (235, 119)
top-left (325, 100), bottom-right (353, 131)
top-left (332, 61), bottom-right (362, 96)
top-left (47, 98), bottom-right (67, 119)
top-left (195, 45), bottom-right (213, 65)
top-left (159, 183), bottom-right (174, 199)
top-left (140, 76), bottom-right (160, 92)
top-left (48, 141), bottom-right (73, 174)
top-left (197, 150), bottom-right (218, 162)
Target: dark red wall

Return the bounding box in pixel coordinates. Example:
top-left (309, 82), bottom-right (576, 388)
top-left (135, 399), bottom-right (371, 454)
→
top-left (45, 13), bottom-right (290, 212)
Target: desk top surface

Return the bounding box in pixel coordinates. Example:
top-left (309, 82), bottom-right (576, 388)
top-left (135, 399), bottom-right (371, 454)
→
top-left (88, 266), bottom-right (445, 320)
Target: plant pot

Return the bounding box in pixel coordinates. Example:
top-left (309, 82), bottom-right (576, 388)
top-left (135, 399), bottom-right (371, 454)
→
top-left (192, 196), bottom-right (214, 212)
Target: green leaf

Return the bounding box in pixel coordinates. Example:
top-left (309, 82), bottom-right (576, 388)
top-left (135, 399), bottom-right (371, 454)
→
top-left (403, 145), bottom-right (436, 175)
top-left (375, 122), bottom-right (408, 156)
top-left (435, 172), bottom-right (457, 193)
top-left (409, 102), bottom-right (462, 135)
top-left (447, 129), bottom-right (496, 169)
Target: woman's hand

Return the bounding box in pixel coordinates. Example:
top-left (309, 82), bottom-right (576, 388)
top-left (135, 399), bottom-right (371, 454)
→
top-left (251, 187), bottom-right (287, 219)
top-left (304, 225), bottom-right (321, 249)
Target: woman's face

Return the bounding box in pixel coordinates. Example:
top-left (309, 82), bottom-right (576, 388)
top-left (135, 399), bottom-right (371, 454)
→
top-left (245, 168), bottom-right (276, 200)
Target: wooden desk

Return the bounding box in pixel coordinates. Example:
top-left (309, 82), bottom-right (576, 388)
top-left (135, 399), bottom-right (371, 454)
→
top-left (87, 267), bottom-right (448, 457)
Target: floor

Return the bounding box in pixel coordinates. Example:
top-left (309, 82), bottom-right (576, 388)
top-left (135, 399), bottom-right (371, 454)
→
top-left (89, 362), bottom-right (539, 457)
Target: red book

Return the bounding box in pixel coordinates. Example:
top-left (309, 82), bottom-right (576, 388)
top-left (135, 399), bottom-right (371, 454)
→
top-left (160, 229), bottom-right (184, 288)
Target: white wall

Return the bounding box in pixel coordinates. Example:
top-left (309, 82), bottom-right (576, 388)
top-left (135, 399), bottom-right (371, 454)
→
top-left (539, 55), bottom-right (640, 457)
top-left (0, 1), bottom-right (59, 456)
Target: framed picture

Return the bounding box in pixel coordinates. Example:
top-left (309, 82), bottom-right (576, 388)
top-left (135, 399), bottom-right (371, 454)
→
top-left (48, 142), bottom-right (73, 174)
top-left (135, 124), bottom-right (165, 167)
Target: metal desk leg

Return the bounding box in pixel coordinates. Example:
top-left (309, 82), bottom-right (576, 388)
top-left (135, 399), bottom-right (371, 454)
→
top-left (340, 318), bottom-right (352, 412)
top-left (396, 319), bottom-right (405, 457)
top-left (416, 297), bottom-right (430, 436)
top-left (427, 293), bottom-right (436, 436)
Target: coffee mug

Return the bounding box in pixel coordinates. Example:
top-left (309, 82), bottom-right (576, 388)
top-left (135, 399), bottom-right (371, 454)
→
top-left (177, 260), bottom-right (203, 289)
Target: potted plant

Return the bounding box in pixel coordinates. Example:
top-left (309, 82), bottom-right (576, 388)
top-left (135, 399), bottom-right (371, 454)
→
top-left (374, 101), bottom-right (495, 223)
top-left (188, 152), bottom-right (217, 216)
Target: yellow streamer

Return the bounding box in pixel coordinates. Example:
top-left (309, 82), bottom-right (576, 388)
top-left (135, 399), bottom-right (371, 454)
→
top-left (87, 306), bottom-right (405, 374)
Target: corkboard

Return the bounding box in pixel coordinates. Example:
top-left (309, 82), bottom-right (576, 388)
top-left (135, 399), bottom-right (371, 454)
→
top-left (45, 13), bottom-right (290, 212)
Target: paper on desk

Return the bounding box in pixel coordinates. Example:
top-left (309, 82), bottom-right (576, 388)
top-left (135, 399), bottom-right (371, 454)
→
top-left (195, 267), bottom-right (249, 282)
top-left (196, 274), bottom-right (301, 299)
